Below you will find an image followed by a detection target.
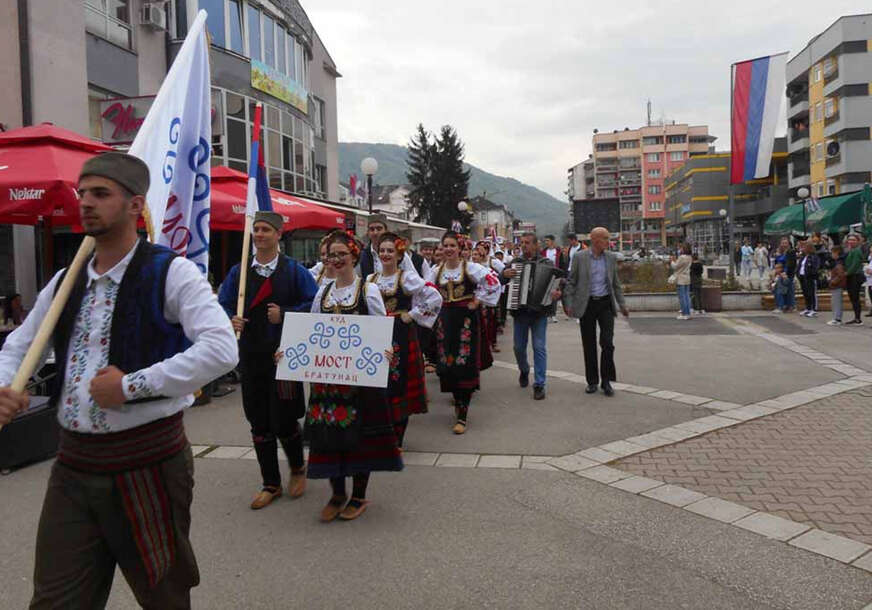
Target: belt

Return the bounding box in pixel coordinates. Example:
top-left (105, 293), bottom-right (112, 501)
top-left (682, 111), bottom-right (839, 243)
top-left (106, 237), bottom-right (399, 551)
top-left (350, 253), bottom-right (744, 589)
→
top-left (589, 295), bottom-right (610, 301)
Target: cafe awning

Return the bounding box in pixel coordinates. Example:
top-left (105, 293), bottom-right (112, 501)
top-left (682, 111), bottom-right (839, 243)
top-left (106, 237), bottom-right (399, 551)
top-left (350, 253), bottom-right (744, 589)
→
top-left (0, 123), bottom-right (111, 226)
top-left (805, 190), bottom-right (864, 234)
top-left (763, 203), bottom-right (805, 235)
top-left (210, 166), bottom-right (345, 232)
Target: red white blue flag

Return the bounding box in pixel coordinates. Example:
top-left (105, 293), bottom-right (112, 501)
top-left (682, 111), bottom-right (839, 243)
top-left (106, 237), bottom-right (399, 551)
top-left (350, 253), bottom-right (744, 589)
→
top-left (730, 52), bottom-right (787, 184)
top-left (246, 103), bottom-right (272, 217)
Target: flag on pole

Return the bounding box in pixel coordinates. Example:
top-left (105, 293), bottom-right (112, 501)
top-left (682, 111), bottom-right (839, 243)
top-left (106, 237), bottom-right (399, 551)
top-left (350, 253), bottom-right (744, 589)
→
top-left (730, 52), bottom-right (788, 184)
top-left (349, 174), bottom-right (358, 202)
top-left (245, 104), bottom-right (272, 218)
top-left (129, 10), bottom-right (212, 274)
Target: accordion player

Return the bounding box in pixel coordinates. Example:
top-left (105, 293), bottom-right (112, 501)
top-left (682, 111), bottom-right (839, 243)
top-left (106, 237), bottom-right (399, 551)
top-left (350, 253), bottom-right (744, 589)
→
top-left (507, 261), bottom-right (566, 313)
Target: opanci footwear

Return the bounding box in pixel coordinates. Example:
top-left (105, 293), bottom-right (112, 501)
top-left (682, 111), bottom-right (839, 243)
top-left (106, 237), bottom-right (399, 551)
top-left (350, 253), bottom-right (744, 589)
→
top-left (250, 486), bottom-right (282, 510)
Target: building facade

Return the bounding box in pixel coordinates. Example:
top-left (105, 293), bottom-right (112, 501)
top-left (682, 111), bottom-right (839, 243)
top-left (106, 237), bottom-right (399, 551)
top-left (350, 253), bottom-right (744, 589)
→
top-left (664, 139), bottom-right (789, 255)
top-left (1, 0), bottom-right (339, 305)
top-left (786, 14), bottom-right (872, 200)
top-left (468, 196), bottom-right (516, 242)
top-left (571, 123), bottom-right (714, 248)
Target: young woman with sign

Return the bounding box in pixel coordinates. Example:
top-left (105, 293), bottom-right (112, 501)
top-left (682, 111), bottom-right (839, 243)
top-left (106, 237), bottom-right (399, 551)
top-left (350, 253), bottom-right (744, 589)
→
top-left (429, 231), bottom-right (501, 435)
top-left (304, 232), bottom-right (403, 522)
top-left (368, 232), bottom-right (442, 447)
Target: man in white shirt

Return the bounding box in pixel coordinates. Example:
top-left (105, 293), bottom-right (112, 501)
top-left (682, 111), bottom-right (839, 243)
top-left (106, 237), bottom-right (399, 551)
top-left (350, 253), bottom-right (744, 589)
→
top-left (567, 234), bottom-right (582, 263)
top-left (0, 153), bottom-right (238, 608)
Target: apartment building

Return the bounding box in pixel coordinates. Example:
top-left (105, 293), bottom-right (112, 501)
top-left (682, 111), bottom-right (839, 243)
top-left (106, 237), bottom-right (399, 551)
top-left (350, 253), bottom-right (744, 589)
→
top-left (786, 14), bottom-right (872, 199)
top-left (580, 123), bottom-right (714, 248)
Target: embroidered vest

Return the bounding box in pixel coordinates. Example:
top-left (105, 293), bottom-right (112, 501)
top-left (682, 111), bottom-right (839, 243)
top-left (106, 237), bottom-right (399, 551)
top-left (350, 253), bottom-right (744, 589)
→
top-left (371, 270), bottom-right (412, 314)
top-left (319, 279), bottom-right (371, 315)
top-left (435, 262), bottom-right (476, 303)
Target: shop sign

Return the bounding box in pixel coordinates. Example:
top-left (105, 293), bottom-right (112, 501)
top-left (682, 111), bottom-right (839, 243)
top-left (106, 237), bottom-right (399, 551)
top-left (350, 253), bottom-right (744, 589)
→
top-left (251, 59), bottom-right (308, 114)
top-left (100, 91), bottom-right (224, 144)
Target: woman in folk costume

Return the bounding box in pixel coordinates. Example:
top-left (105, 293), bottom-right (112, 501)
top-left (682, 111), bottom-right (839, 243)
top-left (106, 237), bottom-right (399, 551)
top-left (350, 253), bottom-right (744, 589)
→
top-left (298, 232), bottom-right (402, 522)
top-left (309, 230), bottom-right (344, 288)
top-left (367, 232), bottom-right (442, 446)
top-left (476, 241), bottom-right (505, 354)
top-left (431, 231), bottom-right (501, 435)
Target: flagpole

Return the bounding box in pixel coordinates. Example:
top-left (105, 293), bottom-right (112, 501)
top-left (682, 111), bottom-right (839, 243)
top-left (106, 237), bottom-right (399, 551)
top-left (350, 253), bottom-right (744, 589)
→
top-left (234, 103), bottom-right (263, 339)
top-left (728, 62), bottom-right (736, 279)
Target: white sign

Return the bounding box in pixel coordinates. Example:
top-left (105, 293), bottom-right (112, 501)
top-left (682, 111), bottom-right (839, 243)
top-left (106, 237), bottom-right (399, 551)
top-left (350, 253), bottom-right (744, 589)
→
top-left (276, 312), bottom-right (394, 388)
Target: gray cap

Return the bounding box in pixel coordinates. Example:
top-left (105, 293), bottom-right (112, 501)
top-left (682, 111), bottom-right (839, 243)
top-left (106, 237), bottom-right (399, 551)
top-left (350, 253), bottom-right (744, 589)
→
top-left (368, 213), bottom-right (389, 227)
top-left (79, 152), bottom-right (150, 196)
top-left (253, 211), bottom-right (284, 231)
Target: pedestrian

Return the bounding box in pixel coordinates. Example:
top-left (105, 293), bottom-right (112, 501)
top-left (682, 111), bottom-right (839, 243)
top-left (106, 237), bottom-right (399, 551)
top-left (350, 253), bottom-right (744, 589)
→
top-left (754, 241), bottom-right (769, 281)
top-left (561, 226), bottom-right (629, 397)
top-left (367, 232), bottom-right (442, 446)
top-left (431, 231), bottom-right (501, 434)
top-left (826, 245), bottom-right (846, 326)
top-left (2, 292), bottom-right (25, 325)
top-left (741, 239), bottom-right (754, 278)
top-left (774, 237), bottom-right (798, 311)
top-left (502, 232), bottom-right (554, 400)
top-left (218, 211), bottom-right (318, 510)
top-left (865, 252), bottom-right (872, 318)
top-left (567, 234), bottom-right (582, 262)
top-left (770, 263), bottom-right (790, 312)
top-left (671, 244), bottom-right (693, 320)
top-left (358, 213), bottom-right (418, 278)
top-left (541, 235), bottom-right (564, 323)
top-left (302, 231), bottom-right (403, 522)
top-left (843, 233), bottom-right (865, 325)
top-left (690, 253), bottom-right (704, 314)
top-left (0, 152), bottom-right (239, 607)
top-left (797, 241), bottom-right (820, 317)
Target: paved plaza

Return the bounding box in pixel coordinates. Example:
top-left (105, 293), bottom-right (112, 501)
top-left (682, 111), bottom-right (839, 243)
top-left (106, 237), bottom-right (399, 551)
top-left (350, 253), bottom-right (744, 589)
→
top-left (1, 311), bottom-right (872, 608)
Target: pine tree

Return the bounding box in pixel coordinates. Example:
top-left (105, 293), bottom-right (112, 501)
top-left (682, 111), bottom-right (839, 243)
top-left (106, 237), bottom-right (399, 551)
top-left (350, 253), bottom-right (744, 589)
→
top-left (406, 124), bottom-right (435, 224)
top-left (432, 125), bottom-right (471, 231)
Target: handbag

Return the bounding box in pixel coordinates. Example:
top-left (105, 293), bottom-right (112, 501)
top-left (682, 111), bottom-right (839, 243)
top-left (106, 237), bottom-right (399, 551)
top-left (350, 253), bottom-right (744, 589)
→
top-left (667, 274), bottom-right (677, 285)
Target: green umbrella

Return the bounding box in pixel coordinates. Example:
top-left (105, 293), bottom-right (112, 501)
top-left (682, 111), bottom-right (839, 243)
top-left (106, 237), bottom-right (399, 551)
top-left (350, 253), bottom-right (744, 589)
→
top-left (805, 191), bottom-right (863, 234)
top-left (763, 203), bottom-right (805, 235)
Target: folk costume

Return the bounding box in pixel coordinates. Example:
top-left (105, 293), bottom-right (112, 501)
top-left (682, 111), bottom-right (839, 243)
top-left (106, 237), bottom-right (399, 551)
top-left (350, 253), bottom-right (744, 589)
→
top-left (309, 261), bottom-right (334, 288)
top-left (366, 269), bottom-right (442, 446)
top-left (431, 261), bottom-right (501, 432)
top-left (0, 237), bottom-right (238, 608)
top-left (307, 277), bottom-right (403, 506)
top-left (218, 224), bottom-right (317, 504)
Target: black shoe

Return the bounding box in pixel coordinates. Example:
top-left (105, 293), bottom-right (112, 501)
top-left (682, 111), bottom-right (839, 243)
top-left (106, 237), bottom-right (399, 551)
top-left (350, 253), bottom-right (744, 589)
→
top-left (519, 372), bottom-right (529, 388)
top-left (602, 382), bottom-right (614, 397)
top-left (585, 384), bottom-right (598, 394)
top-left (865, 312), bottom-right (872, 317)
top-left (845, 319), bottom-right (862, 325)
top-left (533, 386), bottom-right (545, 400)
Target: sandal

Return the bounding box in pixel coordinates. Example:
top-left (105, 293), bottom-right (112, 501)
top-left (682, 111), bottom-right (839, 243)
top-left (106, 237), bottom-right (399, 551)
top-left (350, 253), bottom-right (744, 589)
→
top-left (320, 494), bottom-right (348, 522)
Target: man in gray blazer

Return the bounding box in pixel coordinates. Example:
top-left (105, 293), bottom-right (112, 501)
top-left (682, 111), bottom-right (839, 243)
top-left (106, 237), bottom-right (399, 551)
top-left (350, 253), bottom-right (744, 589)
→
top-left (560, 227), bottom-right (629, 396)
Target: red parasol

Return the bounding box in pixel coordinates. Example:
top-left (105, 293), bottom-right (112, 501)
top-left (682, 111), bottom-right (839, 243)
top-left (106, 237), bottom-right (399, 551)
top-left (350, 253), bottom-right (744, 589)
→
top-left (0, 123), bottom-right (112, 226)
top-left (210, 165), bottom-right (345, 232)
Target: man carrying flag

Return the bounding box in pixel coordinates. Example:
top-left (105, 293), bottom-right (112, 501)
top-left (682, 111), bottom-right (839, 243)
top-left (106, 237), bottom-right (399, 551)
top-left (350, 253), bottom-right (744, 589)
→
top-left (218, 104), bottom-right (318, 510)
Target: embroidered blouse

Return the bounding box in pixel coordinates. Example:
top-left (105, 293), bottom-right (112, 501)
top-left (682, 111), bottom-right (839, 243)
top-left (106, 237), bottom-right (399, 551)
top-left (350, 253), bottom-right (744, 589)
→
top-left (311, 277), bottom-right (386, 316)
top-left (431, 261), bottom-right (501, 307)
top-left (366, 270), bottom-right (442, 328)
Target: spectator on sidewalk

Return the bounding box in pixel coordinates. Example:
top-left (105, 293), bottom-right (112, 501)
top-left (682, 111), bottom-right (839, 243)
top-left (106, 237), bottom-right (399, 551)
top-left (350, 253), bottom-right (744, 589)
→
top-left (690, 254), bottom-right (704, 314)
top-left (770, 263), bottom-right (791, 312)
top-left (774, 238), bottom-right (798, 312)
top-left (754, 242), bottom-right (769, 281)
top-left (797, 241), bottom-right (820, 317)
top-left (741, 239), bottom-right (754, 278)
top-left (671, 244), bottom-right (693, 320)
top-left (865, 252), bottom-right (872, 318)
top-left (733, 242), bottom-right (742, 277)
top-left (844, 233), bottom-right (865, 325)
top-left (826, 245), bottom-right (846, 326)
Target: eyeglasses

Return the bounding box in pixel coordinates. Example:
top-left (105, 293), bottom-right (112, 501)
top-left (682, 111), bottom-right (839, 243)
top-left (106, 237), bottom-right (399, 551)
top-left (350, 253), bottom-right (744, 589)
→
top-left (326, 252), bottom-right (351, 261)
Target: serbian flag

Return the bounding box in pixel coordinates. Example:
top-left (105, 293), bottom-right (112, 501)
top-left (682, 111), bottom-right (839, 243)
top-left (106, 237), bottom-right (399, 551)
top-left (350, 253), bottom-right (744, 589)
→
top-left (730, 52), bottom-right (788, 184)
top-left (245, 103), bottom-right (272, 218)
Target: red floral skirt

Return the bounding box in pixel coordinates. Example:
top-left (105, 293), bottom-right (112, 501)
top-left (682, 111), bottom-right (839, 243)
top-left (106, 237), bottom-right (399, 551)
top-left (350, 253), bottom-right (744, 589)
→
top-left (389, 317), bottom-right (428, 421)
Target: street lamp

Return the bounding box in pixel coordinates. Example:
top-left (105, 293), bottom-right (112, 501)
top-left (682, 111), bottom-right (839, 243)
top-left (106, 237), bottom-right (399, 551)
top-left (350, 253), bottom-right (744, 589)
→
top-left (719, 208), bottom-right (727, 257)
top-left (457, 201), bottom-right (469, 212)
top-left (361, 157), bottom-right (378, 213)
top-left (796, 187), bottom-right (810, 237)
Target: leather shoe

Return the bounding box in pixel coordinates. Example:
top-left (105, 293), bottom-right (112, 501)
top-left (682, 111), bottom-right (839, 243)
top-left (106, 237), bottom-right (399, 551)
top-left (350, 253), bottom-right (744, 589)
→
top-left (519, 371), bottom-right (529, 388)
top-left (288, 466), bottom-right (307, 498)
top-left (602, 382), bottom-right (614, 397)
top-left (533, 386), bottom-right (545, 400)
top-left (250, 487), bottom-right (282, 510)
top-left (320, 495), bottom-right (348, 522)
top-left (338, 498), bottom-right (369, 520)
top-left (585, 384), bottom-right (598, 394)
top-left (452, 420), bottom-right (467, 434)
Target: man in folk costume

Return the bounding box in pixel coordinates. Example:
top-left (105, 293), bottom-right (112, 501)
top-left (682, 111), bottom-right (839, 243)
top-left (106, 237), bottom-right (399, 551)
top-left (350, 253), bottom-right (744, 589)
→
top-left (218, 211), bottom-right (318, 510)
top-left (359, 213), bottom-right (422, 279)
top-left (0, 153), bottom-right (239, 608)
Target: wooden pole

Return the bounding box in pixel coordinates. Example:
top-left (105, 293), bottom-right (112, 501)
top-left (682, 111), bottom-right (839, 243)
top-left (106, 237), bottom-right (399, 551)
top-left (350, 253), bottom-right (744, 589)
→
top-left (234, 216), bottom-right (253, 339)
top-left (0, 235), bottom-right (95, 430)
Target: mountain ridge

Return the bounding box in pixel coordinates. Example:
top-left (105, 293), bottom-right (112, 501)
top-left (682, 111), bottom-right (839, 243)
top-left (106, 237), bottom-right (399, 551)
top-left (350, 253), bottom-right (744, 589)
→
top-left (338, 142), bottom-right (568, 237)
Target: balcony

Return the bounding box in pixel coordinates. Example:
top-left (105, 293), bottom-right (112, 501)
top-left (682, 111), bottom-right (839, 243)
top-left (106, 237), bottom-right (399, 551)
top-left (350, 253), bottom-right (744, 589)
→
top-left (621, 209), bottom-right (642, 218)
top-left (823, 67), bottom-right (839, 85)
top-left (618, 160), bottom-right (641, 169)
top-left (824, 110), bottom-right (840, 127)
top-left (791, 163), bottom-right (810, 179)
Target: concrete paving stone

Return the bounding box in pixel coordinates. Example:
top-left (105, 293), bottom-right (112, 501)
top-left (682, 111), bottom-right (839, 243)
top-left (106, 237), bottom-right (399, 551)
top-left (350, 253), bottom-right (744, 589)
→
top-left (521, 455), bottom-right (551, 464)
top-left (622, 432), bottom-right (676, 450)
top-left (203, 446), bottom-right (251, 459)
top-left (753, 399), bottom-right (784, 409)
top-left (771, 392), bottom-right (820, 409)
top-left (561, 373), bottom-right (588, 384)
top-left (546, 370), bottom-right (575, 378)
top-left (789, 529), bottom-right (872, 564)
top-left (852, 551), bottom-right (872, 573)
top-left (189, 445), bottom-right (211, 457)
top-left (610, 475), bottom-right (664, 494)
top-left (402, 452), bottom-right (440, 466)
top-left (521, 461), bottom-right (559, 471)
top-left (733, 512), bottom-right (812, 542)
top-left (622, 384), bottom-right (658, 394)
top-left (649, 390), bottom-right (681, 400)
top-left (641, 484), bottom-right (708, 507)
top-left (833, 379), bottom-right (872, 388)
top-left (849, 374), bottom-right (872, 383)
top-left (576, 447), bottom-right (622, 463)
top-left (704, 400), bottom-right (745, 411)
top-left (490, 359), bottom-right (515, 369)
top-left (829, 365), bottom-right (865, 375)
top-left (684, 497), bottom-right (757, 524)
top-left (672, 394), bottom-right (713, 406)
top-left (548, 454), bottom-right (600, 472)
top-left (673, 416), bottom-right (734, 434)
top-left (653, 426), bottom-right (700, 441)
top-left (435, 453), bottom-right (480, 468)
top-left (598, 440), bottom-right (647, 457)
top-left (240, 449), bottom-right (258, 460)
top-left (719, 405), bottom-right (778, 422)
top-left (477, 454), bottom-right (522, 469)
top-left (575, 465), bottom-right (634, 484)
top-left (610, 382), bottom-right (630, 390)
top-left (806, 384), bottom-right (848, 397)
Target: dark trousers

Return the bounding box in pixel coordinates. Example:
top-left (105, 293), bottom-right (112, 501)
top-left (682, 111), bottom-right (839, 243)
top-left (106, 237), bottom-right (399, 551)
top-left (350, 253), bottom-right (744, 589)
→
top-left (240, 352), bottom-right (304, 488)
top-left (579, 297), bottom-right (616, 386)
top-left (691, 282), bottom-right (702, 311)
top-left (846, 274), bottom-right (864, 320)
top-left (31, 448), bottom-right (198, 610)
top-left (799, 275), bottom-right (817, 311)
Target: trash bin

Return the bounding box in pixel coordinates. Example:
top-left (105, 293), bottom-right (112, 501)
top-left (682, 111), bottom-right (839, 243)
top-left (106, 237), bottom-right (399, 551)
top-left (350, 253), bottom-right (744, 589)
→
top-left (701, 285), bottom-right (722, 312)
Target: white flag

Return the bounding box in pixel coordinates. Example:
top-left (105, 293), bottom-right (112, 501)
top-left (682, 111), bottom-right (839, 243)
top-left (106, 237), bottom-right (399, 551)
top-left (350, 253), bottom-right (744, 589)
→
top-left (129, 10), bottom-right (212, 275)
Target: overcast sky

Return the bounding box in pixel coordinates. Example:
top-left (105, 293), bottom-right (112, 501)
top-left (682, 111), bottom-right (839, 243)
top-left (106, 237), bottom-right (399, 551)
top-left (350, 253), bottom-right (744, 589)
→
top-left (306, 2), bottom-right (870, 200)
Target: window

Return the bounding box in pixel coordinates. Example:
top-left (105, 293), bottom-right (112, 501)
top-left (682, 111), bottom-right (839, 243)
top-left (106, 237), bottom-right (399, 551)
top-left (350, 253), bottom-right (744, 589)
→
top-left (312, 97), bottom-right (326, 139)
top-left (287, 35), bottom-right (296, 79)
top-left (824, 98), bottom-right (835, 118)
top-left (649, 202), bottom-right (662, 211)
top-left (646, 153), bottom-right (661, 162)
top-left (85, 0), bottom-right (133, 49)
top-left (87, 85), bottom-right (115, 140)
top-left (823, 57), bottom-right (836, 77)
top-left (666, 134), bottom-right (686, 144)
top-left (648, 185), bottom-right (661, 195)
top-left (276, 27), bottom-right (286, 73)
top-left (247, 5), bottom-right (261, 61)
top-left (647, 169), bottom-right (661, 178)
top-left (826, 179), bottom-right (836, 195)
top-left (618, 140), bottom-right (639, 149)
top-left (596, 143), bottom-right (617, 152)
top-left (263, 14), bottom-right (276, 67)
top-left (814, 102), bottom-right (822, 123)
top-left (199, 0), bottom-right (225, 47)
top-left (295, 40), bottom-right (304, 85)
top-left (642, 136), bottom-right (662, 145)
top-left (815, 142), bottom-right (823, 162)
top-left (813, 64), bottom-right (822, 82)
top-left (816, 182), bottom-right (825, 197)
top-left (228, 0), bottom-right (244, 54)
top-left (669, 151), bottom-right (684, 161)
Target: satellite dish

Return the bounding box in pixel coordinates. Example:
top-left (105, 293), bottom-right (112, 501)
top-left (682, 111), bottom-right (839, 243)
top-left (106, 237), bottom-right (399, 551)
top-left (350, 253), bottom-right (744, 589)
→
top-left (827, 141), bottom-right (840, 157)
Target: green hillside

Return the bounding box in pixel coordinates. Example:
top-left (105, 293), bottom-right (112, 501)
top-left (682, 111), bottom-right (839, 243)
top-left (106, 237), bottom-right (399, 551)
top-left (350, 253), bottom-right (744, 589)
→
top-left (339, 142), bottom-right (569, 237)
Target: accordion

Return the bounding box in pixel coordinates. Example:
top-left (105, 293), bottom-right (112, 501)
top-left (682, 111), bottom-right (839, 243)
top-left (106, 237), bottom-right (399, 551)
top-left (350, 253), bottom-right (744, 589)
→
top-left (507, 261), bottom-right (566, 312)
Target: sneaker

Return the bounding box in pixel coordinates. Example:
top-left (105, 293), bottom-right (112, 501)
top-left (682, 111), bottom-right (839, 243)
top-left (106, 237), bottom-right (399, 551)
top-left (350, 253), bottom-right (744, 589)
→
top-left (826, 320), bottom-right (842, 326)
top-left (676, 315), bottom-right (689, 320)
top-left (533, 386), bottom-right (545, 400)
top-left (772, 308), bottom-right (783, 313)
top-left (808, 311), bottom-right (818, 317)
top-left (699, 310), bottom-right (706, 315)
top-left (799, 309), bottom-right (809, 316)
top-left (845, 319), bottom-right (863, 325)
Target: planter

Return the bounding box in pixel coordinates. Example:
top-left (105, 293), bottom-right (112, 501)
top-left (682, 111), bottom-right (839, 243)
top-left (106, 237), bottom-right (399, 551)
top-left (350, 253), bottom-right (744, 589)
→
top-left (701, 285), bottom-right (722, 312)
top-left (624, 291), bottom-right (765, 311)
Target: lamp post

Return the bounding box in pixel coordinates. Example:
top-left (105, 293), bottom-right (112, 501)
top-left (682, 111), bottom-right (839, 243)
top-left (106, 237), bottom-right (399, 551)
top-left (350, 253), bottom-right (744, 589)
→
top-left (796, 186), bottom-right (810, 238)
top-left (455, 201), bottom-right (469, 233)
top-left (361, 157), bottom-right (378, 213)
top-left (719, 208), bottom-right (727, 258)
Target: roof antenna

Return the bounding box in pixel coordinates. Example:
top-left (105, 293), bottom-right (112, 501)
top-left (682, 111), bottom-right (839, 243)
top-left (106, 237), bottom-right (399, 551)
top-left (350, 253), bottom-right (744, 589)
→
top-left (647, 99), bottom-right (652, 127)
